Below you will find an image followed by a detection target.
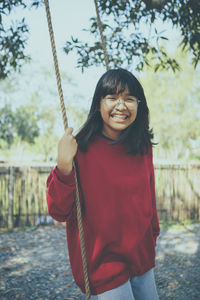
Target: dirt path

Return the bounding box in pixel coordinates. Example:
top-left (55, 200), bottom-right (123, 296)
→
top-left (0, 223), bottom-right (200, 299)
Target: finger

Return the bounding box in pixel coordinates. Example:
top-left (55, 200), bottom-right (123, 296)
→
top-left (65, 127), bottom-right (74, 136)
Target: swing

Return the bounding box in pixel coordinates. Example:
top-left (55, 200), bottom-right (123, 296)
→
top-left (44, 1), bottom-right (109, 299)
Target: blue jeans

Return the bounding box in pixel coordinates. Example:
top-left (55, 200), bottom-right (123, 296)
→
top-left (91, 268), bottom-right (159, 300)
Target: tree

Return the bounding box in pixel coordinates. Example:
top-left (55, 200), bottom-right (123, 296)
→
top-left (0, 60), bottom-right (88, 161)
top-left (30, 106), bottom-right (58, 162)
top-left (0, 103), bottom-right (40, 147)
top-left (0, 0), bottom-right (41, 79)
top-left (64, 0), bottom-right (200, 72)
top-left (1, 1), bottom-right (199, 78)
top-left (15, 104), bottom-right (40, 143)
top-left (0, 104), bottom-right (15, 145)
top-left (141, 49), bottom-right (200, 161)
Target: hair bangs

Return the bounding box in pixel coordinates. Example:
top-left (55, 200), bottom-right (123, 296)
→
top-left (100, 70), bottom-right (139, 98)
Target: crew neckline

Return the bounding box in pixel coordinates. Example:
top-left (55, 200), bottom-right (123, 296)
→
top-left (99, 133), bottom-right (115, 141)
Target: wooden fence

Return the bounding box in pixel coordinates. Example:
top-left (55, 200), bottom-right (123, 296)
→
top-left (0, 165), bottom-right (54, 229)
top-left (0, 163), bottom-right (200, 228)
top-left (154, 163), bottom-right (200, 222)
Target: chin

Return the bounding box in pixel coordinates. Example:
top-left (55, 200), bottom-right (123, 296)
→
top-left (111, 120), bottom-right (134, 130)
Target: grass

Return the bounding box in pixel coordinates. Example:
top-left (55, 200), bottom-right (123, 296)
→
top-left (0, 219), bottom-right (199, 234)
top-left (160, 219), bottom-right (199, 230)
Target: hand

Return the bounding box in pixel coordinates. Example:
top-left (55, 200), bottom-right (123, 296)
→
top-left (57, 127), bottom-right (78, 175)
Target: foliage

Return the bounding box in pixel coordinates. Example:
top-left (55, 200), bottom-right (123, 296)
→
top-left (0, 103), bottom-right (40, 147)
top-left (31, 105), bottom-right (59, 162)
top-left (15, 105), bottom-right (40, 143)
top-left (1, 0), bottom-right (200, 78)
top-left (0, 18), bottom-right (29, 80)
top-left (160, 219), bottom-right (200, 230)
top-left (141, 50), bottom-right (200, 161)
top-left (0, 104), bottom-right (15, 145)
top-left (0, 60), bottom-right (88, 161)
top-left (64, 0), bottom-right (200, 72)
top-left (0, 0), bottom-right (42, 79)
top-left (32, 133), bottom-right (58, 162)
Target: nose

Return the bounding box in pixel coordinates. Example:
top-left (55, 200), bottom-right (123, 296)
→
top-left (115, 99), bottom-right (127, 110)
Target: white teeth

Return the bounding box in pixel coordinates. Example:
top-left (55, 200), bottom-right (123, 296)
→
top-left (111, 115), bottom-right (127, 119)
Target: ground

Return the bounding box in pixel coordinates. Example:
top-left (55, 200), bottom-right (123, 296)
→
top-left (0, 223), bottom-right (200, 299)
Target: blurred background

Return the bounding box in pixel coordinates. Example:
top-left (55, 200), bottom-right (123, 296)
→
top-left (0, 0), bottom-right (199, 228)
top-left (0, 2), bottom-right (200, 300)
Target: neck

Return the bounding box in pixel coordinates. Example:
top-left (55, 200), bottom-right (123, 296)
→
top-left (100, 132), bottom-right (114, 141)
top-left (102, 130), bottom-right (119, 141)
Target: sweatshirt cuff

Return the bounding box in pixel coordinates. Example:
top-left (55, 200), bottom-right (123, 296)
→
top-left (54, 166), bottom-right (75, 185)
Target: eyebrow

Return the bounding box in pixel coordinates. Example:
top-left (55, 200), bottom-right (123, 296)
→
top-left (107, 93), bottom-right (135, 96)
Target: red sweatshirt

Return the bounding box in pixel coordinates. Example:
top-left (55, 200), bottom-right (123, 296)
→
top-left (46, 135), bottom-right (160, 295)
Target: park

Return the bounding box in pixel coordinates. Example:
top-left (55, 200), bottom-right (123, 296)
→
top-left (0, 0), bottom-right (200, 299)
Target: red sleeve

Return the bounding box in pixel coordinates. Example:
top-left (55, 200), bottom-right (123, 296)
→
top-left (149, 148), bottom-right (160, 246)
top-left (46, 166), bottom-right (76, 222)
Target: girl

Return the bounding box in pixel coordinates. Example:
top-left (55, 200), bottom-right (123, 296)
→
top-left (46, 68), bottom-right (160, 299)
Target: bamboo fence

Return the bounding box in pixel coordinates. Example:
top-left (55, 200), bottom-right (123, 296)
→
top-left (154, 163), bottom-right (200, 222)
top-left (0, 163), bottom-right (200, 228)
top-left (0, 165), bottom-right (54, 229)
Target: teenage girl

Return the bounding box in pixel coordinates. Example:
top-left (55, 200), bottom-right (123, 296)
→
top-left (46, 68), bottom-right (160, 299)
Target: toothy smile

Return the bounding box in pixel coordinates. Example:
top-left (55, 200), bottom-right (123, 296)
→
top-left (111, 114), bottom-right (129, 120)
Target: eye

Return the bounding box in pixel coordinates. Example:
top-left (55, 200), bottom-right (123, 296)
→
top-left (106, 96), bottom-right (116, 100)
top-left (126, 97), bottom-right (137, 102)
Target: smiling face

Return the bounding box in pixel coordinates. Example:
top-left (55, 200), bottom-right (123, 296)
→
top-left (100, 85), bottom-right (138, 140)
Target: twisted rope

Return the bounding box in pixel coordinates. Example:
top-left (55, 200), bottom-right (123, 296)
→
top-left (94, 0), bottom-right (110, 71)
top-left (44, 1), bottom-right (91, 299)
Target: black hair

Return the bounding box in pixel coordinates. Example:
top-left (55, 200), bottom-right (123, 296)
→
top-left (75, 68), bottom-right (155, 155)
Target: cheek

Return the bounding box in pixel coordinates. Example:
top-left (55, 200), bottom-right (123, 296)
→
top-left (100, 104), bottom-right (109, 120)
top-left (130, 110), bottom-right (138, 123)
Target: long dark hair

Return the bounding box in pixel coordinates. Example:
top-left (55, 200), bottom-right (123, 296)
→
top-left (76, 68), bottom-right (155, 155)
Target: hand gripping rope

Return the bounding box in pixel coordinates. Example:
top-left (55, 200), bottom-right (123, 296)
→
top-left (44, 1), bottom-right (110, 299)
